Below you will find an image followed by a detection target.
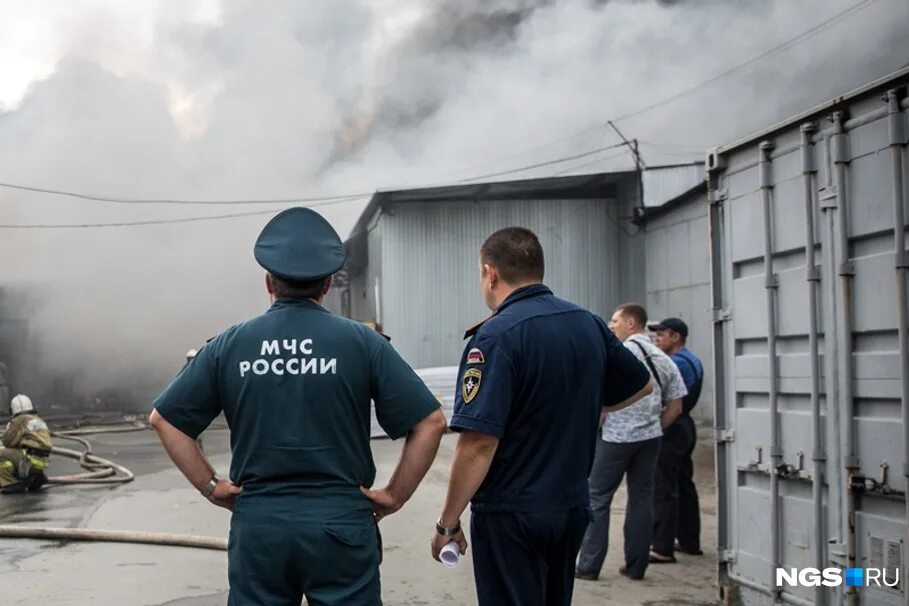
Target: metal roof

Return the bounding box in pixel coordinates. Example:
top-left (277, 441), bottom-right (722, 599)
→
top-left (345, 170), bottom-right (638, 243)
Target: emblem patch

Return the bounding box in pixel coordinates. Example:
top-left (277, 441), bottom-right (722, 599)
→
top-left (466, 348), bottom-right (485, 365)
top-left (462, 368), bottom-right (483, 403)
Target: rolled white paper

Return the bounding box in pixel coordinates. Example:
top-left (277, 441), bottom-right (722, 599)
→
top-left (440, 541), bottom-right (460, 568)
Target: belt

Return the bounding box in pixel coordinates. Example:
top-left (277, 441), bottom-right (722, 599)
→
top-left (24, 448), bottom-right (51, 458)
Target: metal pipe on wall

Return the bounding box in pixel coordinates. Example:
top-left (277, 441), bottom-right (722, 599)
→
top-left (820, 151), bottom-right (844, 606)
top-left (885, 88), bottom-right (909, 606)
top-left (707, 166), bottom-right (735, 599)
top-left (830, 111), bottom-right (858, 606)
top-left (800, 122), bottom-right (827, 606)
top-left (759, 140), bottom-right (784, 604)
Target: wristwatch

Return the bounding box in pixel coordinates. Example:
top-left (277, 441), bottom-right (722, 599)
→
top-left (436, 518), bottom-right (462, 537)
top-left (201, 474), bottom-right (220, 498)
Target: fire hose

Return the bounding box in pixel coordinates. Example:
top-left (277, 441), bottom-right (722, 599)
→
top-left (46, 432), bottom-right (135, 485)
top-left (0, 526), bottom-right (227, 550)
top-left (0, 426), bottom-right (228, 552)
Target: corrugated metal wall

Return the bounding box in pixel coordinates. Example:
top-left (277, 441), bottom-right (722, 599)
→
top-left (347, 220), bottom-right (382, 325)
top-left (642, 191), bottom-right (713, 424)
top-left (711, 74), bottom-right (909, 606)
top-left (375, 198), bottom-right (640, 368)
top-left (642, 163), bottom-right (706, 207)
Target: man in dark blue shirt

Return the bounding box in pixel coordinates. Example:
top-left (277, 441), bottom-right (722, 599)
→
top-left (650, 317), bottom-right (705, 560)
top-left (150, 207), bottom-right (447, 606)
top-left (430, 227), bottom-right (653, 606)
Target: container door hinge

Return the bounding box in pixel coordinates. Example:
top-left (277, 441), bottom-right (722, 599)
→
top-left (828, 542), bottom-right (847, 567)
top-left (713, 308), bottom-right (732, 323)
top-left (717, 429), bottom-right (736, 443)
top-left (720, 550), bottom-right (737, 564)
top-left (710, 188), bottom-right (728, 205)
top-left (819, 188), bottom-right (838, 210)
top-left (838, 262), bottom-right (855, 277)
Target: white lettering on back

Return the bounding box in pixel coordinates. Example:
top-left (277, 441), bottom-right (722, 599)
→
top-left (252, 360), bottom-right (269, 375)
top-left (320, 358), bottom-right (337, 375)
top-left (301, 358), bottom-right (318, 374)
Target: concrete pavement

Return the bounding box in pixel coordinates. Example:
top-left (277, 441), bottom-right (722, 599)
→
top-left (0, 428), bottom-right (719, 605)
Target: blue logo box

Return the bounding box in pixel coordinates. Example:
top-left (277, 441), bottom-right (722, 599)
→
top-left (845, 568), bottom-right (864, 587)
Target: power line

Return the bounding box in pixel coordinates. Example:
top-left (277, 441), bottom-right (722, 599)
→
top-left (0, 181), bottom-right (372, 206)
top-left (457, 142), bottom-right (626, 183)
top-left (0, 196), bottom-right (374, 229)
top-left (550, 149), bottom-right (632, 176)
top-left (607, 121), bottom-right (645, 170)
top-left (434, 126), bottom-right (611, 180)
top-left (610, 0), bottom-right (878, 123)
top-left (0, 143), bottom-right (624, 228)
top-left (0, 0), bottom-right (880, 229)
top-left (638, 140), bottom-right (704, 153)
top-left (451, 0), bottom-right (879, 166)
top-left (0, 208), bottom-right (292, 229)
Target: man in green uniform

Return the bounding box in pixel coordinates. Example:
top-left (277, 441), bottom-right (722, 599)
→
top-left (150, 207), bottom-right (447, 606)
top-left (0, 394), bottom-right (52, 494)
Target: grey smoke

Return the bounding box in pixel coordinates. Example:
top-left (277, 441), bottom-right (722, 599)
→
top-left (0, 0), bottom-right (906, 410)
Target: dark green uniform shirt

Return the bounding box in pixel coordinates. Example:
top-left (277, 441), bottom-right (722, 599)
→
top-left (153, 298), bottom-right (439, 499)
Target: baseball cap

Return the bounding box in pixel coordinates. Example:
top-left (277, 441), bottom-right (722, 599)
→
top-left (647, 317), bottom-right (689, 338)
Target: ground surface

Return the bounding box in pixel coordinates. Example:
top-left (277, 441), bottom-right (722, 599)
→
top-left (0, 426), bottom-right (719, 605)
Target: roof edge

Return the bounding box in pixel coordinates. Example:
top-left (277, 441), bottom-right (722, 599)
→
top-left (710, 66), bottom-right (909, 160)
top-left (635, 181), bottom-right (708, 223)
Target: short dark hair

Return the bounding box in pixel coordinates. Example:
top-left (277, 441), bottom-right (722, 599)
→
top-left (480, 227), bottom-right (544, 284)
top-left (615, 303), bottom-right (648, 328)
top-left (270, 275), bottom-right (330, 300)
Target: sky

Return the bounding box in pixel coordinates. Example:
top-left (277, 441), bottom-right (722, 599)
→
top-left (0, 0), bottom-right (906, 407)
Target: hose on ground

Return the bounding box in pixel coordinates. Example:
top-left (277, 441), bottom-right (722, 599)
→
top-left (54, 422), bottom-right (149, 436)
top-left (46, 432), bottom-right (135, 485)
top-left (0, 431), bottom-right (223, 554)
top-left (0, 525), bottom-right (227, 551)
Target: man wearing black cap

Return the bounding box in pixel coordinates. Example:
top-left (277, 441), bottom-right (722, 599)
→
top-left (150, 207), bottom-right (447, 605)
top-left (649, 317), bottom-right (705, 561)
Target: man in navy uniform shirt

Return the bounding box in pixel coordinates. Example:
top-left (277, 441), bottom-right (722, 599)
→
top-left (430, 227), bottom-right (653, 606)
top-left (150, 207), bottom-right (447, 606)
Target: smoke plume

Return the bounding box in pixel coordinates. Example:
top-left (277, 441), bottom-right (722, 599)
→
top-left (0, 0), bottom-right (906, 410)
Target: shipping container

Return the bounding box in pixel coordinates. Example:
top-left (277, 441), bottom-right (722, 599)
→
top-left (709, 68), bottom-right (909, 605)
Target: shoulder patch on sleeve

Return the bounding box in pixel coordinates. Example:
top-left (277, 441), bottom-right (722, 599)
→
top-left (461, 368), bottom-right (482, 403)
top-left (466, 348), bottom-right (485, 365)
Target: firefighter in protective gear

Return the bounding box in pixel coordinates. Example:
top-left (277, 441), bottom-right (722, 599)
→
top-left (0, 394), bottom-right (52, 494)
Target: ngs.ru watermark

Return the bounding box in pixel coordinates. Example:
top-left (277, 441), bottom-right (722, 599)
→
top-left (776, 568), bottom-right (900, 588)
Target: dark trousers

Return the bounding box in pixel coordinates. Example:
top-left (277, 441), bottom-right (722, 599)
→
top-left (676, 418), bottom-right (701, 552)
top-left (652, 417), bottom-right (697, 556)
top-left (576, 436), bottom-right (661, 579)
top-left (227, 497), bottom-right (380, 606)
top-left (471, 506), bottom-right (590, 606)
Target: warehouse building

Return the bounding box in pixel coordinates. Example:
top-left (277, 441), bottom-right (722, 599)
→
top-left (333, 163), bottom-right (707, 371)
